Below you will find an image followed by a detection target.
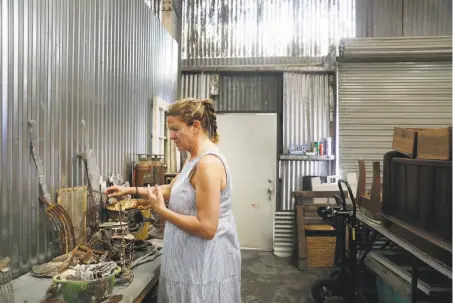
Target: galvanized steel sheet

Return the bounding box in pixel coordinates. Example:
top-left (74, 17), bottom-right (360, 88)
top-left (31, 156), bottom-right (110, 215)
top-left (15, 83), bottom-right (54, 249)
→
top-left (356, 0), bottom-right (452, 37)
top-left (218, 74), bottom-right (281, 112)
top-left (182, 0), bottom-right (356, 60)
top-left (0, 0), bottom-right (178, 278)
top-left (338, 61), bottom-right (452, 187)
top-left (280, 73), bottom-right (334, 210)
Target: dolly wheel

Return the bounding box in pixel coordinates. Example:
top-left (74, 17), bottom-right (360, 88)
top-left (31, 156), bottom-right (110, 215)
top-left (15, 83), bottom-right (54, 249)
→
top-left (324, 296), bottom-right (346, 303)
top-left (329, 268), bottom-right (341, 280)
top-left (311, 278), bottom-right (339, 303)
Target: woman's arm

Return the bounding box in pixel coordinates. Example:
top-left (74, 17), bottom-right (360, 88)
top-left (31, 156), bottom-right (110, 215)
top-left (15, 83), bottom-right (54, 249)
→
top-left (154, 155), bottom-right (223, 240)
top-left (107, 159), bottom-right (188, 200)
top-left (127, 159), bottom-right (187, 201)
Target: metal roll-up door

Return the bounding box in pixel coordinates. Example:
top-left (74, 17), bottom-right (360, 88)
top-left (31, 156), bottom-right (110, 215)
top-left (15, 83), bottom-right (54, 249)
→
top-left (337, 37), bottom-right (452, 187)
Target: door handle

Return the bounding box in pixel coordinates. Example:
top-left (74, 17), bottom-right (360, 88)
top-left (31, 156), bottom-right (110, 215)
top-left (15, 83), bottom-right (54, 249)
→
top-left (267, 178), bottom-right (274, 201)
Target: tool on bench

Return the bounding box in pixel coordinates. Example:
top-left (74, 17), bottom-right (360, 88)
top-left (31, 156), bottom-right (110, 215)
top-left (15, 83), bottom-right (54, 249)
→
top-left (124, 208), bottom-right (156, 233)
top-left (29, 120), bottom-right (76, 254)
top-left (131, 249), bottom-right (162, 269)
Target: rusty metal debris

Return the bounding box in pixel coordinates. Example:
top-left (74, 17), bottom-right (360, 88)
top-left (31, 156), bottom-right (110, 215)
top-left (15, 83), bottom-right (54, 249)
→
top-left (131, 249), bottom-right (162, 269)
top-left (0, 257), bottom-right (14, 303)
top-left (117, 204), bottom-right (134, 286)
top-left (32, 245), bottom-right (108, 278)
top-left (39, 196), bottom-right (76, 254)
top-left (62, 261), bottom-right (117, 281)
top-left (57, 187), bottom-right (89, 245)
top-left (32, 262), bottom-right (64, 278)
top-left (29, 120), bottom-right (76, 254)
top-left (43, 283), bottom-right (62, 302)
top-left (78, 120), bottom-right (105, 241)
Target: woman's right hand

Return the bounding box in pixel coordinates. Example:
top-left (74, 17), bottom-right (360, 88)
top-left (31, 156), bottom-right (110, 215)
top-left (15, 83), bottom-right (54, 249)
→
top-left (105, 185), bottom-right (129, 198)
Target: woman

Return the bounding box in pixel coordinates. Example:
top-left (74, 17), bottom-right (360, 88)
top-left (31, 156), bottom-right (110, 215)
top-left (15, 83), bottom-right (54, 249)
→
top-left (105, 98), bottom-right (241, 302)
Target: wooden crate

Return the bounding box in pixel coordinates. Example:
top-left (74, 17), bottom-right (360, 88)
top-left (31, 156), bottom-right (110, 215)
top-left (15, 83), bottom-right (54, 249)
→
top-left (392, 127), bottom-right (419, 158)
top-left (417, 127), bottom-right (452, 160)
top-left (305, 224), bottom-right (336, 268)
top-left (392, 126), bottom-right (452, 160)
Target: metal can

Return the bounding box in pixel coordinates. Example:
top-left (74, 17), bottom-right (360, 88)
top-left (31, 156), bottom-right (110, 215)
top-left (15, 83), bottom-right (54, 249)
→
top-left (324, 137), bottom-right (332, 157)
top-left (311, 142), bottom-right (317, 154)
top-left (313, 141), bottom-right (319, 155)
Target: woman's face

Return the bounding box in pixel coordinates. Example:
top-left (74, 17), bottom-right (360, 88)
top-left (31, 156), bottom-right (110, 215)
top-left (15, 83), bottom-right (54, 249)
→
top-left (167, 115), bottom-right (198, 151)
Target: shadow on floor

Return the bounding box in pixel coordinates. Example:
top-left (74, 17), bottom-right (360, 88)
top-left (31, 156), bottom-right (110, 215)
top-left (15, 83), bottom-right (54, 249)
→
top-left (241, 250), bottom-right (329, 303)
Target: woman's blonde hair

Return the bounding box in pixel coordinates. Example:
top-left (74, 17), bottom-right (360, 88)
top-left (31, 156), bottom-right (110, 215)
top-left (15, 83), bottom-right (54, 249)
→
top-left (167, 98), bottom-right (219, 144)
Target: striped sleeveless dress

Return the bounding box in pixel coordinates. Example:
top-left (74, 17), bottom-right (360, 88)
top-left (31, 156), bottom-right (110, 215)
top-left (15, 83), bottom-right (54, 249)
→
top-left (158, 150), bottom-right (242, 303)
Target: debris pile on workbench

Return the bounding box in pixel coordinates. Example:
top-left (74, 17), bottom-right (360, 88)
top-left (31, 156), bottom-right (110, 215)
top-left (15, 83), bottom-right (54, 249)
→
top-left (104, 174), bottom-right (132, 204)
top-left (149, 215), bottom-right (165, 239)
top-left (0, 257), bottom-right (14, 303)
top-left (61, 262), bottom-right (117, 281)
top-left (32, 245), bottom-right (108, 278)
top-left (26, 120), bottom-right (165, 302)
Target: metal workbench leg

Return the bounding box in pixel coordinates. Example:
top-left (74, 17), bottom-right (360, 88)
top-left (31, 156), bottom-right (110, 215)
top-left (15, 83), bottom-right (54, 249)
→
top-left (411, 258), bottom-right (418, 303)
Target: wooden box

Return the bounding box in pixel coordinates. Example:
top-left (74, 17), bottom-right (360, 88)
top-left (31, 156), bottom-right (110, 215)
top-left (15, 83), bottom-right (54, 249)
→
top-left (417, 127), bottom-right (452, 160)
top-left (392, 127), bottom-right (452, 160)
top-left (305, 224), bottom-right (336, 268)
top-left (392, 127), bottom-right (419, 158)
top-left (295, 203), bottom-right (334, 270)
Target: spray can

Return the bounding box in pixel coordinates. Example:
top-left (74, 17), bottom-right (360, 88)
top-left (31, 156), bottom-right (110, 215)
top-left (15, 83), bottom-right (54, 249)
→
top-left (314, 142), bottom-right (319, 155)
top-left (324, 137), bottom-right (332, 157)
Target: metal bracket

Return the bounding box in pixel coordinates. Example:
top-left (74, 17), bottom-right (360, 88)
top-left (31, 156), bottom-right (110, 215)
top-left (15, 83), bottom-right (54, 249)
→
top-left (162, 0), bottom-right (172, 11)
top-left (209, 74), bottom-right (220, 96)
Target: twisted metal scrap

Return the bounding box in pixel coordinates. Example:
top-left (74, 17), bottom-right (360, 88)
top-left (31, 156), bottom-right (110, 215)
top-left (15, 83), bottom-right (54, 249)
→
top-left (29, 120), bottom-right (75, 254)
top-left (118, 204), bottom-right (134, 286)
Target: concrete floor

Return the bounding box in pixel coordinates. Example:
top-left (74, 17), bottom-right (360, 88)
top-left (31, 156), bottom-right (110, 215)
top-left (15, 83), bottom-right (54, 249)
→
top-left (241, 251), bottom-right (329, 303)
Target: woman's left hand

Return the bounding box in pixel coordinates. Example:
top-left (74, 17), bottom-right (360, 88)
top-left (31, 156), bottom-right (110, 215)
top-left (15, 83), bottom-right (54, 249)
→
top-left (147, 184), bottom-right (166, 213)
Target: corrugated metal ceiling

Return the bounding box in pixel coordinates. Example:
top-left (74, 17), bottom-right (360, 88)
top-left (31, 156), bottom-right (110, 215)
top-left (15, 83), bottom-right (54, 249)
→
top-left (182, 0), bottom-right (356, 59)
top-left (182, 0), bottom-right (452, 64)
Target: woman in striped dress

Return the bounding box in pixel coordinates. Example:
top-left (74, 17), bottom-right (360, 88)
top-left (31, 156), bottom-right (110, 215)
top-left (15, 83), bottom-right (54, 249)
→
top-left (106, 98), bottom-right (241, 302)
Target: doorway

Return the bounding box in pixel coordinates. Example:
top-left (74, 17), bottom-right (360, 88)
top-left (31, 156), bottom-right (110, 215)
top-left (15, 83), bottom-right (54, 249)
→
top-left (216, 113), bottom-right (278, 251)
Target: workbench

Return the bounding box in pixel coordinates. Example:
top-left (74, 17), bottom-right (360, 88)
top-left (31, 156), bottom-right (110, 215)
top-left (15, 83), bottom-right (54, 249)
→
top-left (11, 256), bottom-right (161, 303)
top-left (357, 212), bottom-right (452, 302)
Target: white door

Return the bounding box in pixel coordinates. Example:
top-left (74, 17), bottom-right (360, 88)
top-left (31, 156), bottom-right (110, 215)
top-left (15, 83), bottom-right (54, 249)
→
top-left (217, 113), bottom-right (277, 251)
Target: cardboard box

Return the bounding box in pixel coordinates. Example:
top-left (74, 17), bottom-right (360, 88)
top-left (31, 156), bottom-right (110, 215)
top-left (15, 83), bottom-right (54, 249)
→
top-left (392, 127), bottom-right (419, 158)
top-left (417, 127), bottom-right (452, 160)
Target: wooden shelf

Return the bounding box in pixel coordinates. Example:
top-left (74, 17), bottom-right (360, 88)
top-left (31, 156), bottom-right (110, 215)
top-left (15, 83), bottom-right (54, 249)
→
top-left (279, 154), bottom-right (335, 161)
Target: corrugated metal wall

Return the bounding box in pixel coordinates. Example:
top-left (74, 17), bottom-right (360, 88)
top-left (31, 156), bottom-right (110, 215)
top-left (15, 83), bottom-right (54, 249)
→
top-left (356, 0), bottom-right (452, 37)
top-left (180, 73), bottom-right (211, 99)
top-left (182, 0), bottom-right (356, 59)
top-left (218, 73), bottom-right (281, 112)
top-left (144, 0), bottom-right (164, 19)
top-left (182, 0), bottom-right (452, 64)
top-left (338, 46), bottom-right (452, 187)
top-left (0, 0), bottom-right (178, 278)
top-left (180, 72), bottom-right (282, 112)
top-left (280, 73), bottom-right (334, 210)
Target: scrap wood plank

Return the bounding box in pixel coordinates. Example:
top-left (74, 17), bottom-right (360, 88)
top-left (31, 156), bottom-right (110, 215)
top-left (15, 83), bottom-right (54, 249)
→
top-left (295, 204), bottom-right (307, 270)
